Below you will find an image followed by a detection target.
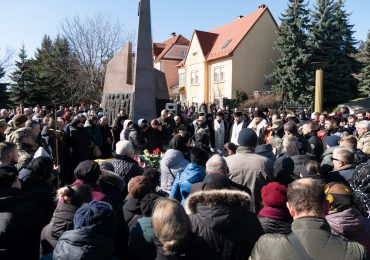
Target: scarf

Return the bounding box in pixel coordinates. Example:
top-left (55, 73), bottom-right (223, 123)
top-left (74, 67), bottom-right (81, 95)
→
top-left (258, 206), bottom-right (292, 221)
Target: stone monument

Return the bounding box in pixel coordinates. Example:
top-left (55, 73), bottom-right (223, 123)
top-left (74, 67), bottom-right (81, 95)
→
top-left (101, 0), bottom-right (169, 124)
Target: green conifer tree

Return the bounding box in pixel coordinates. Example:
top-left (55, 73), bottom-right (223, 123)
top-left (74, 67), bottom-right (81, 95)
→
top-left (34, 35), bottom-right (54, 104)
top-left (9, 45), bottom-right (36, 106)
top-left (0, 65), bottom-right (11, 107)
top-left (357, 31), bottom-right (370, 96)
top-left (308, 0), bottom-right (358, 108)
top-left (271, 0), bottom-right (313, 103)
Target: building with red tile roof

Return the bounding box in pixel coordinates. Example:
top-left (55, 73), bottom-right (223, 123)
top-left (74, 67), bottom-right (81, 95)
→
top-left (178, 4), bottom-right (279, 105)
top-left (153, 33), bottom-right (190, 98)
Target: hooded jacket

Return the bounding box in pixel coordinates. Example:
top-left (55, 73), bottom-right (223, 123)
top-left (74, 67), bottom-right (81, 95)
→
top-left (326, 207), bottom-right (370, 253)
top-left (185, 189), bottom-right (263, 260)
top-left (160, 149), bottom-right (189, 193)
top-left (169, 163), bottom-right (206, 205)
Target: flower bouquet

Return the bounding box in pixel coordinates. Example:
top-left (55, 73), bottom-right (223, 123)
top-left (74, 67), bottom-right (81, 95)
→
top-left (142, 148), bottom-right (162, 170)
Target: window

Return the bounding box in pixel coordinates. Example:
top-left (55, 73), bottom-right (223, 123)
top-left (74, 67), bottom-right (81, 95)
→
top-left (222, 39), bottom-right (232, 49)
top-left (181, 50), bottom-right (187, 58)
top-left (191, 71), bottom-right (199, 85)
top-left (220, 67), bottom-right (225, 81)
top-left (213, 67), bottom-right (225, 83)
top-left (213, 68), bottom-right (219, 83)
top-left (192, 52), bottom-right (198, 56)
top-left (179, 73), bottom-right (185, 86)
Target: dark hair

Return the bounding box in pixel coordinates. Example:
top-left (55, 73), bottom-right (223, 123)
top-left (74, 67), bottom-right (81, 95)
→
top-left (143, 168), bottom-right (161, 189)
top-left (0, 165), bottom-right (18, 187)
top-left (325, 116), bottom-right (338, 126)
top-left (287, 178), bottom-right (326, 216)
top-left (27, 156), bottom-right (53, 181)
top-left (71, 116), bottom-right (82, 127)
top-left (224, 142), bottom-right (238, 154)
top-left (0, 142), bottom-right (17, 163)
top-left (284, 121), bottom-right (298, 135)
top-left (168, 135), bottom-right (186, 153)
top-left (190, 147), bottom-right (209, 167)
top-left (304, 160), bottom-right (321, 177)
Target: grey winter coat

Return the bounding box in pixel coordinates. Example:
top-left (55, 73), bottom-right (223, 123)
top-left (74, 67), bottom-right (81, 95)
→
top-left (160, 149), bottom-right (189, 193)
top-left (225, 147), bottom-right (273, 213)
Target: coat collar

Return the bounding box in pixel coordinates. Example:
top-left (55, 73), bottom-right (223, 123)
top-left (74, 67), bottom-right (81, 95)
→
top-left (236, 146), bottom-right (255, 154)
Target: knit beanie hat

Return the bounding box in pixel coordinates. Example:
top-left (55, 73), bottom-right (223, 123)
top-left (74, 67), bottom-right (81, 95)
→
top-left (141, 193), bottom-right (161, 217)
top-left (128, 176), bottom-right (152, 199)
top-left (237, 128), bottom-right (258, 148)
top-left (13, 114), bottom-right (28, 128)
top-left (261, 182), bottom-right (288, 207)
top-left (325, 182), bottom-right (354, 212)
top-left (326, 135), bottom-right (341, 147)
top-left (74, 160), bottom-right (101, 184)
top-left (201, 173), bottom-right (231, 191)
top-left (74, 201), bottom-right (117, 237)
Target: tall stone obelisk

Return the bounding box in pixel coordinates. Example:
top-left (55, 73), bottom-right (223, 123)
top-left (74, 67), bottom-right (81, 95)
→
top-left (131, 0), bottom-right (157, 122)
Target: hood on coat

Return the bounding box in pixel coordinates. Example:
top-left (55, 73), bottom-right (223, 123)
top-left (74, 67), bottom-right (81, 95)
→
top-left (161, 149), bottom-right (189, 169)
top-left (185, 189), bottom-right (251, 231)
top-left (185, 189), bottom-right (251, 214)
top-left (326, 207), bottom-right (369, 236)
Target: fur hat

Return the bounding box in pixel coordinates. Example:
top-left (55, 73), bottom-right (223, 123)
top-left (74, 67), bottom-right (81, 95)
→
top-left (74, 201), bottom-right (117, 237)
top-left (74, 160), bottom-right (101, 184)
top-left (237, 128), bottom-right (258, 147)
top-left (12, 114), bottom-right (28, 128)
top-left (14, 127), bottom-right (33, 141)
top-left (128, 176), bottom-right (152, 199)
top-left (261, 182), bottom-right (288, 207)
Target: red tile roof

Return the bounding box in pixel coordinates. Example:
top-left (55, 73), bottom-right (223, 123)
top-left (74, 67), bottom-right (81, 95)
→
top-left (153, 34), bottom-right (190, 61)
top-left (188, 5), bottom-right (275, 62)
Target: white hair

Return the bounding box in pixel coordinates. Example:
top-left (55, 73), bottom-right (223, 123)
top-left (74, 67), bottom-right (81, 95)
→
top-left (116, 140), bottom-right (134, 157)
top-left (357, 120), bottom-right (370, 130)
top-left (205, 154), bottom-right (229, 175)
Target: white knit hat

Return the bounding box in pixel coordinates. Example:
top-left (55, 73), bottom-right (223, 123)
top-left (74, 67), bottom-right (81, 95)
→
top-left (116, 140), bottom-right (134, 156)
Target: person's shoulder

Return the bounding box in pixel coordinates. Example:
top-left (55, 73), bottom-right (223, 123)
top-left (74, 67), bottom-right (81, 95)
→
top-left (250, 233), bottom-right (294, 259)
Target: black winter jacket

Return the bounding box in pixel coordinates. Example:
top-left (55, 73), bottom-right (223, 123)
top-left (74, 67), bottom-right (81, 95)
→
top-left (53, 227), bottom-right (115, 260)
top-left (111, 154), bottom-right (142, 186)
top-left (123, 197), bottom-right (143, 231)
top-left (185, 189), bottom-right (263, 260)
top-left (0, 187), bottom-right (46, 260)
top-left (40, 202), bottom-right (77, 256)
top-left (258, 216), bottom-right (292, 235)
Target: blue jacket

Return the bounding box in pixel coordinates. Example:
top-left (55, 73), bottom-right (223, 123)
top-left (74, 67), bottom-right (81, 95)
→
top-left (170, 163), bottom-right (206, 205)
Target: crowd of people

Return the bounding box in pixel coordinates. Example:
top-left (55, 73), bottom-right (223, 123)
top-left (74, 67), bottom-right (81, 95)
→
top-left (0, 102), bottom-right (370, 260)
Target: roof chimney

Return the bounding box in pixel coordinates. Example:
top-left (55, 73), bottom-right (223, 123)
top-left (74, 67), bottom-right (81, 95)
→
top-left (171, 32), bottom-right (177, 37)
top-left (258, 4), bottom-right (266, 9)
top-left (237, 15), bottom-right (244, 19)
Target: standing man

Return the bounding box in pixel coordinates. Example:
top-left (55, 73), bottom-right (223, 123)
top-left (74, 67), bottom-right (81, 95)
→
top-left (212, 111), bottom-right (226, 153)
top-left (230, 111), bottom-right (248, 145)
top-left (302, 120), bottom-right (323, 160)
top-left (250, 178), bottom-right (368, 260)
top-left (226, 128), bottom-right (273, 213)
